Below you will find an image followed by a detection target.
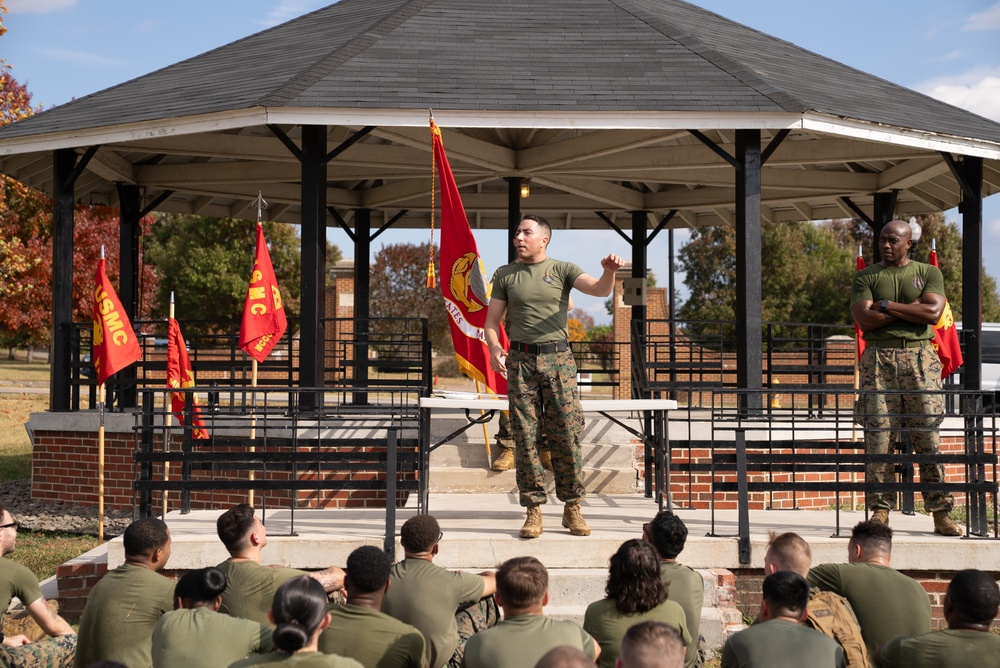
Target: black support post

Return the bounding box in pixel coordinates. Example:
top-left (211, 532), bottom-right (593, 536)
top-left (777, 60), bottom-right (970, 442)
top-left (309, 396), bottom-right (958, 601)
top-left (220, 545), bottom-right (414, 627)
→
top-left (299, 126), bottom-right (327, 406)
top-left (354, 208), bottom-right (372, 405)
top-left (506, 178), bottom-right (521, 263)
top-left (50, 149), bottom-right (76, 412)
top-left (871, 192), bottom-right (897, 264)
top-left (735, 130), bottom-right (763, 410)
top-left (630, 211), bottom-right (648, 401)
top-left (116, 183), bottom-right (142, 409)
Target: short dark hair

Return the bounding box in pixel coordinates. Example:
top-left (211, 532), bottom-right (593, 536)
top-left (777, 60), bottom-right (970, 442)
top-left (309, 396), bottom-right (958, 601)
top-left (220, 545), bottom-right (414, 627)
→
top-left (619, 620), bottom-right (685, 668)
top-left (762, 571), bottom-right (810, 618)
top-left (947, 569), bottom-right (1000, 625)
top-left (345, 545), bottom-right (392, 595)
top-left (850, 520), bottom-right (893, 555)
top-left (122, 517), bottom-right (169, 558)
top-left (174, 567), bottom-right (228, 609)
top-left (535, 645), bottom-right (594, 668)
top-left (496, 556), bottom-right (548, 609)
top-left (607, 539), bottom-right (667, 614)
top-left (217, 504), bottom-right (256, 553)
top-left (520, 214), bottom-right (551, 240)
top-left (400, 514), bottom-right (441, 553)
top-left (271, 575), bottom-right (329, 652)
top-left (765, 532), bottom-right (812, 576)
top-left (647, 511), bottom-right (688, 559)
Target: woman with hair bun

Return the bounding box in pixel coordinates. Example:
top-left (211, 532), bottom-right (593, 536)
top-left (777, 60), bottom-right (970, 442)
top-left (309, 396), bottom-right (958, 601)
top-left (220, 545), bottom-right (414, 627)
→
top-left (229, 575), bottom-right (362, 667)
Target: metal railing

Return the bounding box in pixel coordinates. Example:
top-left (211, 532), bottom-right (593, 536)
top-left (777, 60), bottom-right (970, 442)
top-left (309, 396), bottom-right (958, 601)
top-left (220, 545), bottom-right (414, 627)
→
top-left (133, 385), bottom-right (422, 556)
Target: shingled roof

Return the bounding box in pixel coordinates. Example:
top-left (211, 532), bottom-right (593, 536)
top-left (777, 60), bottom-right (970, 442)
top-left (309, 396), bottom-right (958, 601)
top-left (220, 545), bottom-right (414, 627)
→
top-left (0, 0), bottom-right (997, 229)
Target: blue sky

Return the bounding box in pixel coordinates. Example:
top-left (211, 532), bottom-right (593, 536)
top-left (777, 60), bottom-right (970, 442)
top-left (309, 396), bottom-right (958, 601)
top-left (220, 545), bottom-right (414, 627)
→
top-left (4, 0), bottom-right (999, 324)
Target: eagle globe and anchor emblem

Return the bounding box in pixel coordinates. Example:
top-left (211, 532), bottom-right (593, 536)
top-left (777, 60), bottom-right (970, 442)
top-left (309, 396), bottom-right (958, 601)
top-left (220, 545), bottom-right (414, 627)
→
top-left (449, 252), bottom-right (491, 312)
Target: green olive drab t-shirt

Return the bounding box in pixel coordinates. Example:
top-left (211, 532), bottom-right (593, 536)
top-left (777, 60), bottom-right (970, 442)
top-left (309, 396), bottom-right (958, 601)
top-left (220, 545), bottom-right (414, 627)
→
top-left (850, 261), bottom-right (944, 343)
top-left (491, 258), bottom-right (584, 344)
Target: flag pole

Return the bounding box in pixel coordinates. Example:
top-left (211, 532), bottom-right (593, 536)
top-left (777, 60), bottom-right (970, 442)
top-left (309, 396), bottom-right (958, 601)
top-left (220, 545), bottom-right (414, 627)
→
top-left (851, 243), bottom-right (862, 511)
top-left (475, 380), bottom-right (492, 460)
top-left (97, 246), bottom-right (107, 543)
top-left (247, 192), bottom-right (265, 508)
top-left (164, 293), bottom-right (175, 516)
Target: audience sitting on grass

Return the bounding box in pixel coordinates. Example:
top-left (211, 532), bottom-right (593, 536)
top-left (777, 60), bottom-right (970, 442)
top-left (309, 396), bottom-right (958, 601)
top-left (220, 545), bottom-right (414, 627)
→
top-left (319, 545), bottom-right (427, 668)
top-left (583, 539), bottom-right (691, 668)
top-left (462, 556), bottom-right (600, 668)
top-left (616, 621), bottom-right (686, 668)
top-left (642, 512), bottom-right (704, 668)
top-left (874, 569), bottom-right (1000, 668)
top-left (381, 515), bottom-right (497, 668)
top-left (215, 504), bottom-right (346, 626)
top-left (721, 571), bottom-right (844, 668)
top-left (0, 504), bottom-right (76, 668)
top-left (151, 566), bottom-right (273, 668)
top-left (808, 521), bottom-right (932, 661)
top-left (228, 575), bottom-right (362, 668)
top-left (74, 517), bottom-right (175, 668)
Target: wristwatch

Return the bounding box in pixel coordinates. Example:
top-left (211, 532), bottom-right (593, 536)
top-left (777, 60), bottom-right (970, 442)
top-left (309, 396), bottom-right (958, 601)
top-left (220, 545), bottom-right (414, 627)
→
top-left (880, 299), bottom-right (889, 313)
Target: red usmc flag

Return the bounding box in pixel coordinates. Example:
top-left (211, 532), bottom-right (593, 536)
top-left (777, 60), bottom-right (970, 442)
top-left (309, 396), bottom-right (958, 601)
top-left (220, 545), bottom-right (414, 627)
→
top-left (167, 318), bottom-right (208, 439)
top-left (928, 248), bottom-right (963, 378)
top-left (239, 222), bottom-right (287, 363)
top-left (432, 119), bottom-right (509, 395)
top-left (92, 257), bottom-right (141, 386)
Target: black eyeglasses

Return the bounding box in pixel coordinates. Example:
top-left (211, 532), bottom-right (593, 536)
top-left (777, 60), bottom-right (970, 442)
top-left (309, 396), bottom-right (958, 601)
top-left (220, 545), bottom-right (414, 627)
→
top-left (0, 522), bottom-right (19, 530)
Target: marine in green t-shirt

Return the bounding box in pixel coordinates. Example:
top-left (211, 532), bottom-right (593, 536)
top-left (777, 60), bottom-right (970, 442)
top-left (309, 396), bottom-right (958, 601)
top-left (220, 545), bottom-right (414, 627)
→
top-left (152, 607), bottom-right (273, 668)
top-left (875, 569), bottom-right (1000, 668)
top-left (584, 597), bottom-right (690, 668)
top-left (75, 518), bottom-right (176, 668)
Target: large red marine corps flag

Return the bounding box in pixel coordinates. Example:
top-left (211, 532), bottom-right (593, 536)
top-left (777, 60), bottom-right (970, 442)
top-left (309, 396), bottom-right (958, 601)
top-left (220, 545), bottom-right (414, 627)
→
top-left (431, 119), bottom-right (509, 395)
top-left (928, 243), bottom-right (964, 378)
top-left (855, 247), bottom-right (866, 361)
top-left (239, 222), bottom-right (287, 363)
top-left (92, 255), bottom-right (142, 386)
top-left (167, 317), bottom-right (209, 439)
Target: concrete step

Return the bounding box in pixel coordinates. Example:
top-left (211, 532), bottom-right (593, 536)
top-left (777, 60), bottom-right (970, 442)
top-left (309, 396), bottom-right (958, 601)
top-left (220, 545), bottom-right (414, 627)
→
top-left (429, 466), bottom-right (641, 494)
top-left (429, 441), bottom-right (637, 469)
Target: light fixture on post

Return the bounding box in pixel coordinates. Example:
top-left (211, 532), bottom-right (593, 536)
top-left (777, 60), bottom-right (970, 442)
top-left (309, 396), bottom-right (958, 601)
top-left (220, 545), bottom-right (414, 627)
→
top-left (908, 216), bottom-right (922, 260)
top-left (520, 180), bottom-right (531, 199)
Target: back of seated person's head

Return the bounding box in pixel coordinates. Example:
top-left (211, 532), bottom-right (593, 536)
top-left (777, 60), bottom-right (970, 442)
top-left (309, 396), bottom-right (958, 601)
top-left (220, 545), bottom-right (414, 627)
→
top-left (496, 556), bottom-right (548, 609)
top-left (617, 620), bottom-right (685, 668)
top-left (761, 571), bottom-right (810, 621)
top-left (946, 569), bottom-right (1000, 627)
top-left (271, 575), bottom-right (328, 652)
top-left (123, 517), bottom-right (169, 558)
top-left (217, 503), bottom-right (258, 553)
top-left (345, 545), bottom-right (392, 595)
top-left (764, 532), bottom-right (812, 576)
top-left (174, 567), bottom-right (228, 610)
top-left (535, 645), bottom-right (593, 668)
top-left (400, 514), bottom-right (441, 553)
top-left (849, 520), bottom-right (893, 557)
top-left (607, 539), bottom-right (667, 614)
top-left (646, 511), bottom-right (687, 559)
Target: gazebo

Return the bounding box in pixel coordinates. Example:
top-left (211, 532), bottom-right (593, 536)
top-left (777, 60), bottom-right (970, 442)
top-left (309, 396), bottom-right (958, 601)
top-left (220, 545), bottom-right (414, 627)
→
top-left (1, 0), bottom-right (998, 411)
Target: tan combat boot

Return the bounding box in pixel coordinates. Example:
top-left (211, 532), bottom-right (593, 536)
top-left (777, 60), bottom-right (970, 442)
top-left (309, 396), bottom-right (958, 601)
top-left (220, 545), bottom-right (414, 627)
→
top-left (871, 508), bottom-right (889, 525)
top-left (933, 510), bottom-right (963, 536)
top-left (520, 505), bottom-right (543, 539)
top-left (491, 447), bottom-right (514, 472)
top-left (540, 450), bottom-right (553, 471)
top-left (562, 501), bottom-right (591, 536)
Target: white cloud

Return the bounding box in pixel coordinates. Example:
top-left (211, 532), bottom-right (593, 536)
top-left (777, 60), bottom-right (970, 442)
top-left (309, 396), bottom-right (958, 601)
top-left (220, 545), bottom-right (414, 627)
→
top-left (6, 0), bottom-right (76, 14)
top-left (259, 0), bottom-right (331, 27)
top-left (965, 2), bottom-right (1000, 30)
top-left (917, 66), bottom-right (1000, 122)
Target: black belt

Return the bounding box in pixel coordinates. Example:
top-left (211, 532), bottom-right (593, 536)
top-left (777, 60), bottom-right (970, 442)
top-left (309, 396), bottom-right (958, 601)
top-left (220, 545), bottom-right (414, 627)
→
top-left (509, 340), bottom-right (569, 354)
top-left (869, 338), bottom-right (931, 349)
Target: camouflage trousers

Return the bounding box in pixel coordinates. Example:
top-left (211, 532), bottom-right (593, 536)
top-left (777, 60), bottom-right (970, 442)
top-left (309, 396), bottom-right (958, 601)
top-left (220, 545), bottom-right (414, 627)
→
top-left (496, 409), bottom-right (548, 451)
top-left (0, 634), bottom-right (76, 668)
top-left (447, 595), bottom-right (500, 668)
top-left (857, 343), bottom-right (953, 513)
top-left (507, 349), bottom-right (585, 507)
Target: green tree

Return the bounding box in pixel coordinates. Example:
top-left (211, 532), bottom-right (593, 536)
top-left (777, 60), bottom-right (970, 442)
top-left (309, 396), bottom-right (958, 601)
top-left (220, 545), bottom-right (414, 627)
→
top-left (143, 214), bottom-right (305, 334)
top-left (369, 242), bottom-right (452, 355)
